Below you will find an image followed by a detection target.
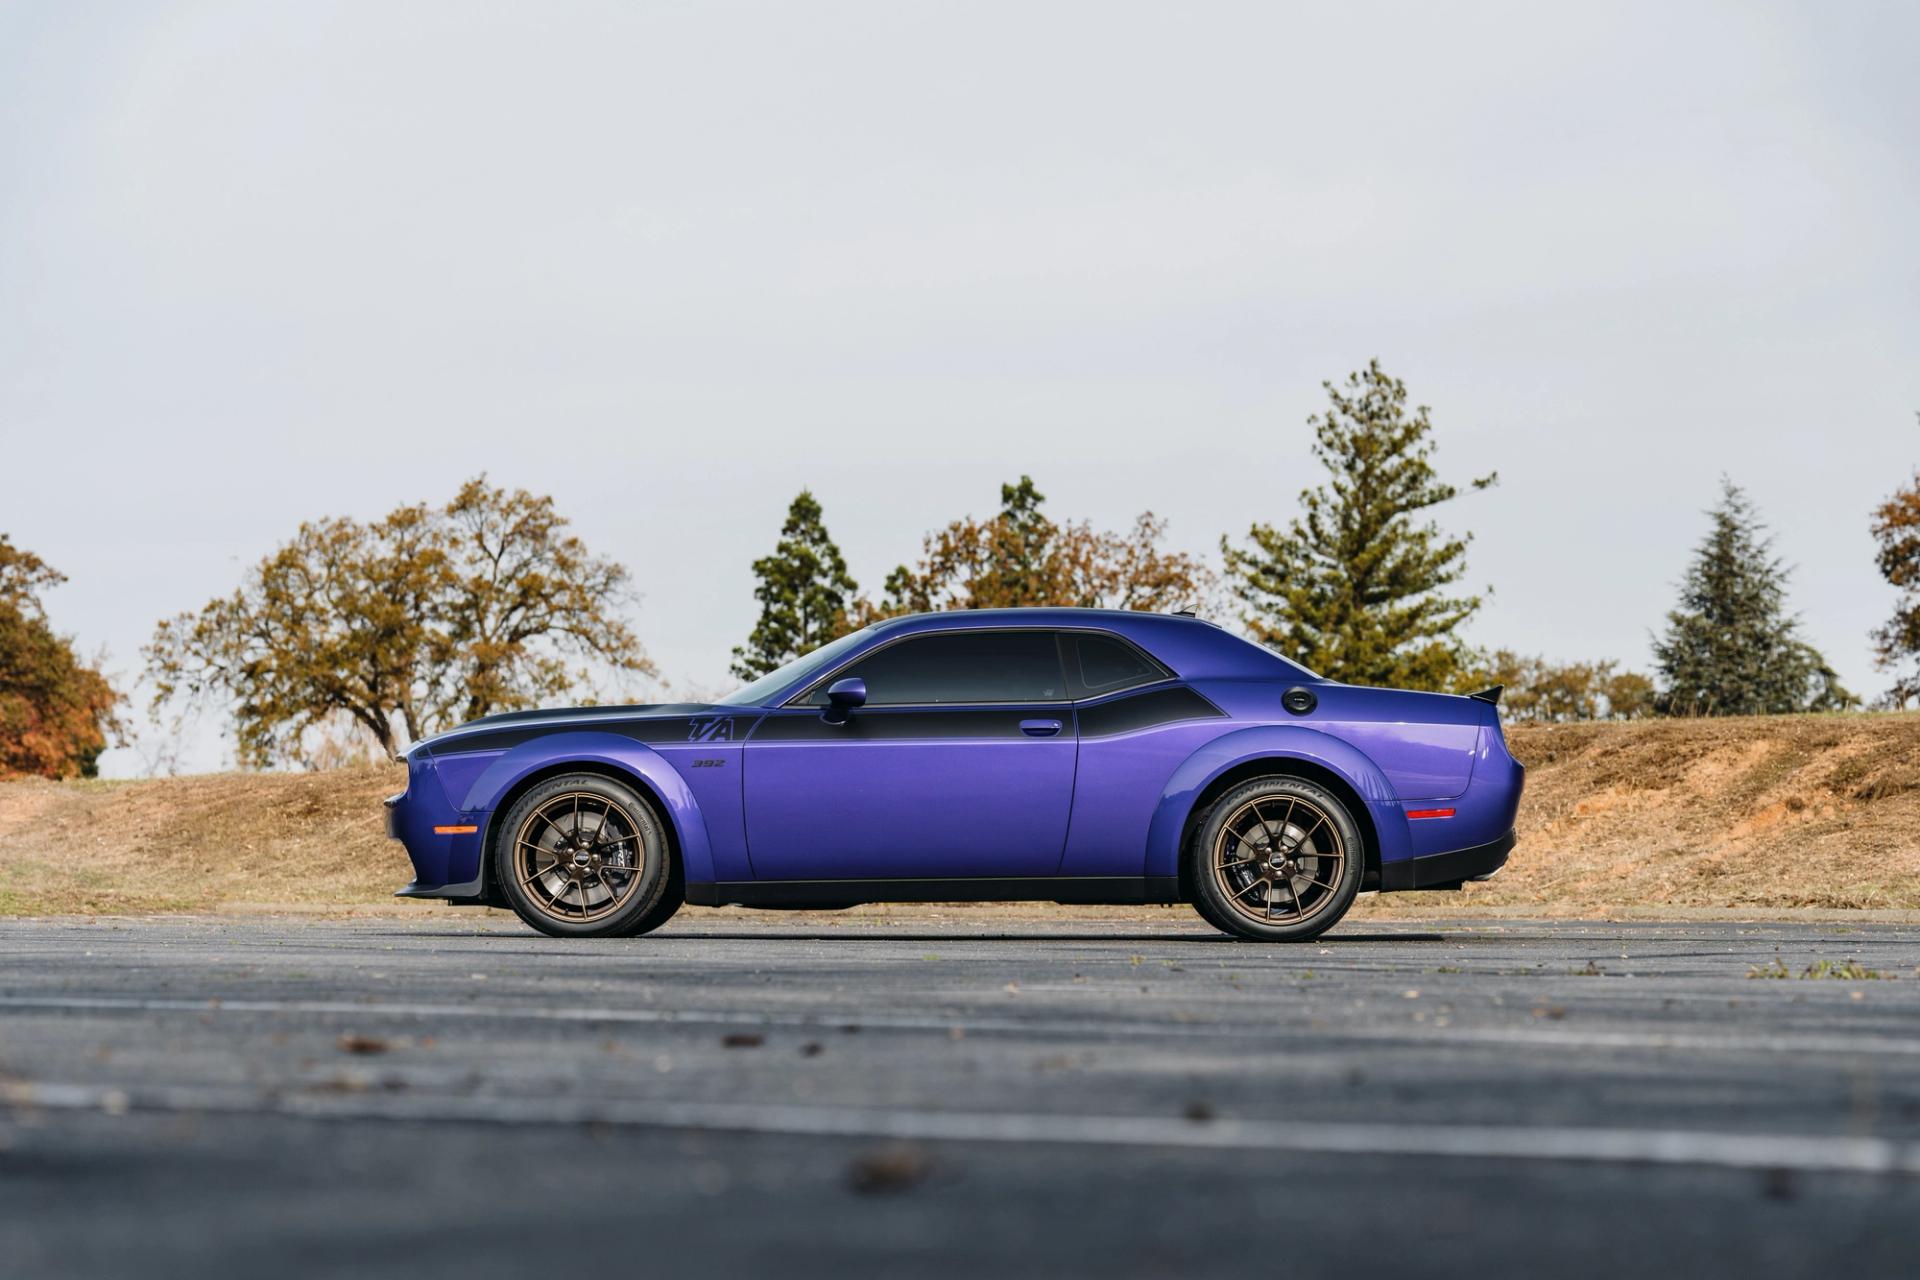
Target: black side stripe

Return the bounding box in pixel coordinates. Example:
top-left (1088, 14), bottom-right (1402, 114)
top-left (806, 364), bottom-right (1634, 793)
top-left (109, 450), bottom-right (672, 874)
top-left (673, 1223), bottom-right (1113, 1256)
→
top-left (749, 709), bottom-right (1052, 742)
top-left (1076, 685), bottom-right (1226, 738)
top-left (430, 686), bottom-right (1224, 754)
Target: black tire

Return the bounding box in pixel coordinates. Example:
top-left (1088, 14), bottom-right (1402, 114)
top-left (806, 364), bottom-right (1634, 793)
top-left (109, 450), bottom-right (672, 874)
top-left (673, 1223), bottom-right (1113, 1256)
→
top-left (1186, 776), bottom-right (1363, 942)
top-left (492, 772), bottom-right (680, 939)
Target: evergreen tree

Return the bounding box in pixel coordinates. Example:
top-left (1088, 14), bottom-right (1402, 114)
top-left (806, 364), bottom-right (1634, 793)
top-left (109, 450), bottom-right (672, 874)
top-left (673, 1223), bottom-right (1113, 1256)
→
top-left (1653, 479), bottom-right (1853, 716)
top-left (875, 476), bottom-right (1211, 615)
top-left (731, 490), bottom-right (859, 680)
top-left (1221, 360), bottom-right (1495, 690)
top-left (978, 476), bottom-right (1055, 606)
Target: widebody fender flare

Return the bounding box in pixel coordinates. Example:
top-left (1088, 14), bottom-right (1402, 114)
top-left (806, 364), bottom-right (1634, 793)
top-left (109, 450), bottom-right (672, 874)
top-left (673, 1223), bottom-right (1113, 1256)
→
top-left (1145, 725), bottom-right (1415, 880)
top-left (458, 731), bottom-right (718, 887)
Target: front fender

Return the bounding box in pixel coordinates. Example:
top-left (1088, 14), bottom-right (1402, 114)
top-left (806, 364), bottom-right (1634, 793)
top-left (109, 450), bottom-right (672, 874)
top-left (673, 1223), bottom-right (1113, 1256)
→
top-left (1144, 725), bottom-right (1414, 880)
top-left (459, 731), bottom-right (718, 888)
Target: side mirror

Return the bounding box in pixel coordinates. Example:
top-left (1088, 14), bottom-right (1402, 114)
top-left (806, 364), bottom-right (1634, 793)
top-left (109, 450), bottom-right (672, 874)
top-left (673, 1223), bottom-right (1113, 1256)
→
top-left (822, 677), bottom-right (867, 725)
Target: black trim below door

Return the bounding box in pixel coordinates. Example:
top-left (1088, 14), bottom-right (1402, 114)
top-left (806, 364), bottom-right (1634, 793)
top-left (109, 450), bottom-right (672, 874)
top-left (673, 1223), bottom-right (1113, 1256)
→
top-left (685, 876), bottom-right (1182, 908)
top-left (748, 707), bottom-right (1057, 742)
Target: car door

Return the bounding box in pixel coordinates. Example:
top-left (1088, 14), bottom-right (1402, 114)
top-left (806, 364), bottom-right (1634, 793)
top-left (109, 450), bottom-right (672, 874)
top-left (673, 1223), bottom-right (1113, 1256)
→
top-left (742, 628), bottom-right (1077, 881)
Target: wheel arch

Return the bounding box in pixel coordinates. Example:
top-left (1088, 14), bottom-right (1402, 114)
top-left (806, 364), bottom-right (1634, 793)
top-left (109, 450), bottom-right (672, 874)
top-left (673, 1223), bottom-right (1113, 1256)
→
top-left (456, 733), bottom-right (716, 901)
top-left (1146, 725), bottom-right (1412, 891)
top-left (1174, 757), bottom-right (1382, 901)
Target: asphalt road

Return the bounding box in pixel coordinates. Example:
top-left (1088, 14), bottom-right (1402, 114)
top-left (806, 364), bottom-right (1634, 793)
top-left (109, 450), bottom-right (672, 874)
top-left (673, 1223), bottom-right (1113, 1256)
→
top-left (3, 912), bottom-right (1918, 1279)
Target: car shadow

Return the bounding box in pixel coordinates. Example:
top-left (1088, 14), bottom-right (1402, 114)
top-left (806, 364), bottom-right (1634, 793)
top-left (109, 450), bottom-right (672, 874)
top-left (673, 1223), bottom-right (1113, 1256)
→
top-left (652, 930), bottom-right (1452, 944)
top-left (354, 928), bottom-right (1450, 944)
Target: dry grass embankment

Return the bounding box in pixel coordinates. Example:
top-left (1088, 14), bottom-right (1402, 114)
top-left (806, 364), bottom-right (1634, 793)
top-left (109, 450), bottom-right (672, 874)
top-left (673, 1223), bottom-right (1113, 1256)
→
top-left (1416, 713), bottom-right (1920, 914)
top-left (0, 713), bottom-right (1916, 918)
top-left (0, 764), bottom-right (406, 916)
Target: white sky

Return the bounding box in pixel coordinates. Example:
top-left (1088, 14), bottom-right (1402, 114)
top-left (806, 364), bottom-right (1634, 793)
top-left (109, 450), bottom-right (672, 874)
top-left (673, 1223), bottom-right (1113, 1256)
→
top-left (3, 1), bottom-right (1915, 776)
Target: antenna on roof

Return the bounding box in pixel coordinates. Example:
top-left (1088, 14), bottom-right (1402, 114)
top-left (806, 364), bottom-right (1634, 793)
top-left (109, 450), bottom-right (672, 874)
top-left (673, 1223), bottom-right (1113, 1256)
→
top-left (1171, 610), bottom-right (1197, 618)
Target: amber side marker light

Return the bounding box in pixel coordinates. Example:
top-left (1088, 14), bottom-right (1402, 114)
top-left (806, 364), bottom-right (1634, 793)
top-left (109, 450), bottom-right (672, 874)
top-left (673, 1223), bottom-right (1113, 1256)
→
top-left (1405, 808), bottom-right (1455, 820)
top-left (433, 825), bottom-right (479, 835)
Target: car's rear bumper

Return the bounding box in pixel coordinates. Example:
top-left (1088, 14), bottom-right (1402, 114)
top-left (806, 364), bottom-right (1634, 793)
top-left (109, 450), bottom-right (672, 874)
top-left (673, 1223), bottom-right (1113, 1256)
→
top-left (1378, 828), bottom-right (1515, 892)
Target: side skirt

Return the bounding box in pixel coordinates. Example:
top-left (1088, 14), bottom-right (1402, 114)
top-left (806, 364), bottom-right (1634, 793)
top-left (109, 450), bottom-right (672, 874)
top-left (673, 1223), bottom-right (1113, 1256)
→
top-left (686, 876), bottom-right (1182, 909)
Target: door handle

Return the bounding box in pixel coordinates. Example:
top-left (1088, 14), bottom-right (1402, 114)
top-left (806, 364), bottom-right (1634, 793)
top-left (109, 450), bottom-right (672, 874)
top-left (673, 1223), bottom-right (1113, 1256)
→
top-left (1019, 719), bottom-right (1063, 737)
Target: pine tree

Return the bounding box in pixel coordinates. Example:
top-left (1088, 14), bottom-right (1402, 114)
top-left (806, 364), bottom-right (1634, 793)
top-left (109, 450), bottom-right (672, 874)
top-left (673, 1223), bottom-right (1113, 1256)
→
top-left (874, 476), bottom-right (1211, 615)
top-left (1653, 479), bottom-right (1853, 716)
top-left (1221, 360), bottom-right (1495, 690)
top-left (977, 476), bottom-right (1055, 606)
top-left (731, 490), bottom-right (859, 680)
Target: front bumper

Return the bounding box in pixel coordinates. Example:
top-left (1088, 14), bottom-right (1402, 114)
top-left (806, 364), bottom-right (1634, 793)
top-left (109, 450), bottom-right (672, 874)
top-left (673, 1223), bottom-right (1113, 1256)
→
top-left (387, 756), bottom-right (489, 902)
top-left (1378, 828), bottom-right (1515, 892)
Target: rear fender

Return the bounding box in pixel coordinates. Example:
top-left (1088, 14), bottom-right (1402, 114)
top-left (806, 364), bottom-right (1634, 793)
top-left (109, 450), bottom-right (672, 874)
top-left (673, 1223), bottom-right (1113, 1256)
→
top-left (459, 731), bottom-right (718, 887)
top-left (1146, 725), bottom-right (1414, 880)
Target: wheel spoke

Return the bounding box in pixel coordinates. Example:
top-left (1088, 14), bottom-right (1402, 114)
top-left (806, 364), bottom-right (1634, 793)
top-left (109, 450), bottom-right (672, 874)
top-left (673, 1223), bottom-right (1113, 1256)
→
top-left (1286, 812), bottom-right (1327, 854)
top-left (510, 793), bottom-right (657, 924)
top-left (1242, 802), bottom-right (1269, 836)
top-left (1210, 793), bottom-right (1353, 928)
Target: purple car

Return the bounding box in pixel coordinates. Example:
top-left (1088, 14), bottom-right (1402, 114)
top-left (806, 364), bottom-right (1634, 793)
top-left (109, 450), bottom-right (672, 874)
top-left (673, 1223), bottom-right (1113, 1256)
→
top-left (387, 608), bottom-right (1523, 942)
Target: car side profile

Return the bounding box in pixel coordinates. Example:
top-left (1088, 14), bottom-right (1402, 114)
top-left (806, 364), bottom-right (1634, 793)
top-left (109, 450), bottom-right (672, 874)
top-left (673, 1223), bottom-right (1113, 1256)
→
top-left (386, 608), bottom-right (1523, 942)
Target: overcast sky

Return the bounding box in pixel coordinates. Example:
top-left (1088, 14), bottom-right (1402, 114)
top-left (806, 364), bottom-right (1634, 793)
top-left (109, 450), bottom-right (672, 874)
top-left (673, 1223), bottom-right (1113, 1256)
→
top-left (3, 1), bottom-right (1916, 776)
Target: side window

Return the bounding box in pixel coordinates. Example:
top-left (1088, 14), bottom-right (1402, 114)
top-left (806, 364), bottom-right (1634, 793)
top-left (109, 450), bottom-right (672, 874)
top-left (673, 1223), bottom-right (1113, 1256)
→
top-left (1066, 631), bottom-right (1170, 697)
top-left (805, 631), bottom-right (1067, 706)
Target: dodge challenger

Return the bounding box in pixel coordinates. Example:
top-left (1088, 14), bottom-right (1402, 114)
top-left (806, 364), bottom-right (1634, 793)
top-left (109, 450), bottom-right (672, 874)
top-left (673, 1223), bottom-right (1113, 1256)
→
top-left (386, 608), bottom-right (1522, 942)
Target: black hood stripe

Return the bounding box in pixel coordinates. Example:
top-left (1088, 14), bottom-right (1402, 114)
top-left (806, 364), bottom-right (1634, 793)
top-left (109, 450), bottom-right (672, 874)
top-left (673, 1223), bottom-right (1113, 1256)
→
top-left (428, 713), bottom-right (746, 755)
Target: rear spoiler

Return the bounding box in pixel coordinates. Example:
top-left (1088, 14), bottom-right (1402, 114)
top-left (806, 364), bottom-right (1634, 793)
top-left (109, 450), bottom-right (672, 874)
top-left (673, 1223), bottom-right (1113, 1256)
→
top-left (1468, 685), bottom-right (1504, 706)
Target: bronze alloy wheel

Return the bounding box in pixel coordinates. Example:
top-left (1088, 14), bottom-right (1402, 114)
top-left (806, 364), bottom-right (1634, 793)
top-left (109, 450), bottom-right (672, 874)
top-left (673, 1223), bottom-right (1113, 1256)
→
top-left (512, 791), bottom-right (650, 925)
top-left (1209, 793), bottom-right (1348, 927)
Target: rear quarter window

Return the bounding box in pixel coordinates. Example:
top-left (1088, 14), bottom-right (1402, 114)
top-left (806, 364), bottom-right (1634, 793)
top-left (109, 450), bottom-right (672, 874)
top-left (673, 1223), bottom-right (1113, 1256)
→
top-left (1065, 631), bottom-right (1172, 697)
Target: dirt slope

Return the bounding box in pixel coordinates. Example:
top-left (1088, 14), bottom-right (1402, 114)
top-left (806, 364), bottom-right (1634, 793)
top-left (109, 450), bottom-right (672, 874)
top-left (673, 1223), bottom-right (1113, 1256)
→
top-left (1, 714), bottom-right (1916, 917)
top-left (0, 764), bottom-right (406, 915)
top-left (1458, 713), bottom-right (1920, 912)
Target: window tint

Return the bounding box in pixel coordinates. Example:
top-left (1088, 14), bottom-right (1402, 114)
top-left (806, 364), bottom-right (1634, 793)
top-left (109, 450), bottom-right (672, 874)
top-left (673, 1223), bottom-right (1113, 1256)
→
top-left (717, 627), bottom-right (872, 706)
top-left (805, 631), bottom-right (1066, 705)
top-left (1068, 632), bottom-right (1168, 695)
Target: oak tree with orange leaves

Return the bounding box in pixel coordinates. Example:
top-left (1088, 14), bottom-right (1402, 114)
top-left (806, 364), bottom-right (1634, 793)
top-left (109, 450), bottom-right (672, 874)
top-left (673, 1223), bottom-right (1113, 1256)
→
top-left (145, 478), bottom-right (653, 766)
top-left (1872, 418), bottom-right (1920, 708)
top-left (0, 536), bottom-right (124, 778)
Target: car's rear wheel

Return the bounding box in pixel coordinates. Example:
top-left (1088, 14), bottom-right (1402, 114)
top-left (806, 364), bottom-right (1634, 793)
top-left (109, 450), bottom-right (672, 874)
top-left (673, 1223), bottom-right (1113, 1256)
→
top-left (1187, 777), bottom-right (1363, 942)
top-left (493, 773), bottom-right (680, 938)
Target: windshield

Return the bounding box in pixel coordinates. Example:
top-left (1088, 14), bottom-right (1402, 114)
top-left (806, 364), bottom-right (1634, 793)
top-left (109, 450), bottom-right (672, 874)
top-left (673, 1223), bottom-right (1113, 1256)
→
top-left (715, 627), bottom-right (875, 706)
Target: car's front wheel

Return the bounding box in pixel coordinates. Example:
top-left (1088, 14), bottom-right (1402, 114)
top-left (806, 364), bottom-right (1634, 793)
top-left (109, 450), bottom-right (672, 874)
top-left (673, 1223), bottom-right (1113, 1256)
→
top-left (493, 773), bottom-right (680, 938)
top-left (1187, 776), bottom-right (1363, 942)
